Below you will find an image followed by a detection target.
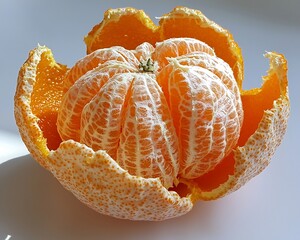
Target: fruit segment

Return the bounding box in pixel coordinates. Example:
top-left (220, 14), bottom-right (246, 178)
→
top-left (63, 47), bottom-right (139, 91)
top-left (152, 37), bottom-right (216, 68)
top-left (57, 61), bottom-right (135, 142)
top-left (80, 73), bottom-right (179, 188)
top-left (157, 60), bottom-right (242, 179)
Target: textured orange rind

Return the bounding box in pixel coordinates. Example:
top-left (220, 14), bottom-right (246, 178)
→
top-left (48, 140), bottom-right (193, 220)
top-left (15, 46), bottom-right (68, 168)
top-left (15, 7), bottom-right (290, 221)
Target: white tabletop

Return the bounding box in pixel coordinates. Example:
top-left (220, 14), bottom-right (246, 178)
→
top-left (0, 131), bottom-right (28, 164)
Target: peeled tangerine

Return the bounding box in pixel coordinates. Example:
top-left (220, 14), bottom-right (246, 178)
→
top-left (15, 7), bottom-right (290, 221)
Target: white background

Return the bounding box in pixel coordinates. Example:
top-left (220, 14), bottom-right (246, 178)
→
top-left (0, 0), bottom-right (299, 239)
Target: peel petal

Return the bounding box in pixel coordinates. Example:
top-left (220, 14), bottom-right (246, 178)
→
top-left (14, 45), bottom-right (68, 168)
top-left (85, 8), bottom-right (160, 53)
top-left (48, 140), bottom-right (193, 221)
top-left (194, 52), bottom-right (290, 200)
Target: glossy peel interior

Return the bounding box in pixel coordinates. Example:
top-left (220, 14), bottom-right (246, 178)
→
top-left (31, 51), bottom-right (66, 150)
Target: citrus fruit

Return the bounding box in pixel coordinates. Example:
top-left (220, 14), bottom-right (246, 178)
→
top-left (15, 7), bottom-right (290, 220)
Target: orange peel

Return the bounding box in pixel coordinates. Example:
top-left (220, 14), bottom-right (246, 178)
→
top-left (15, 7), bottom-right (290, 220)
